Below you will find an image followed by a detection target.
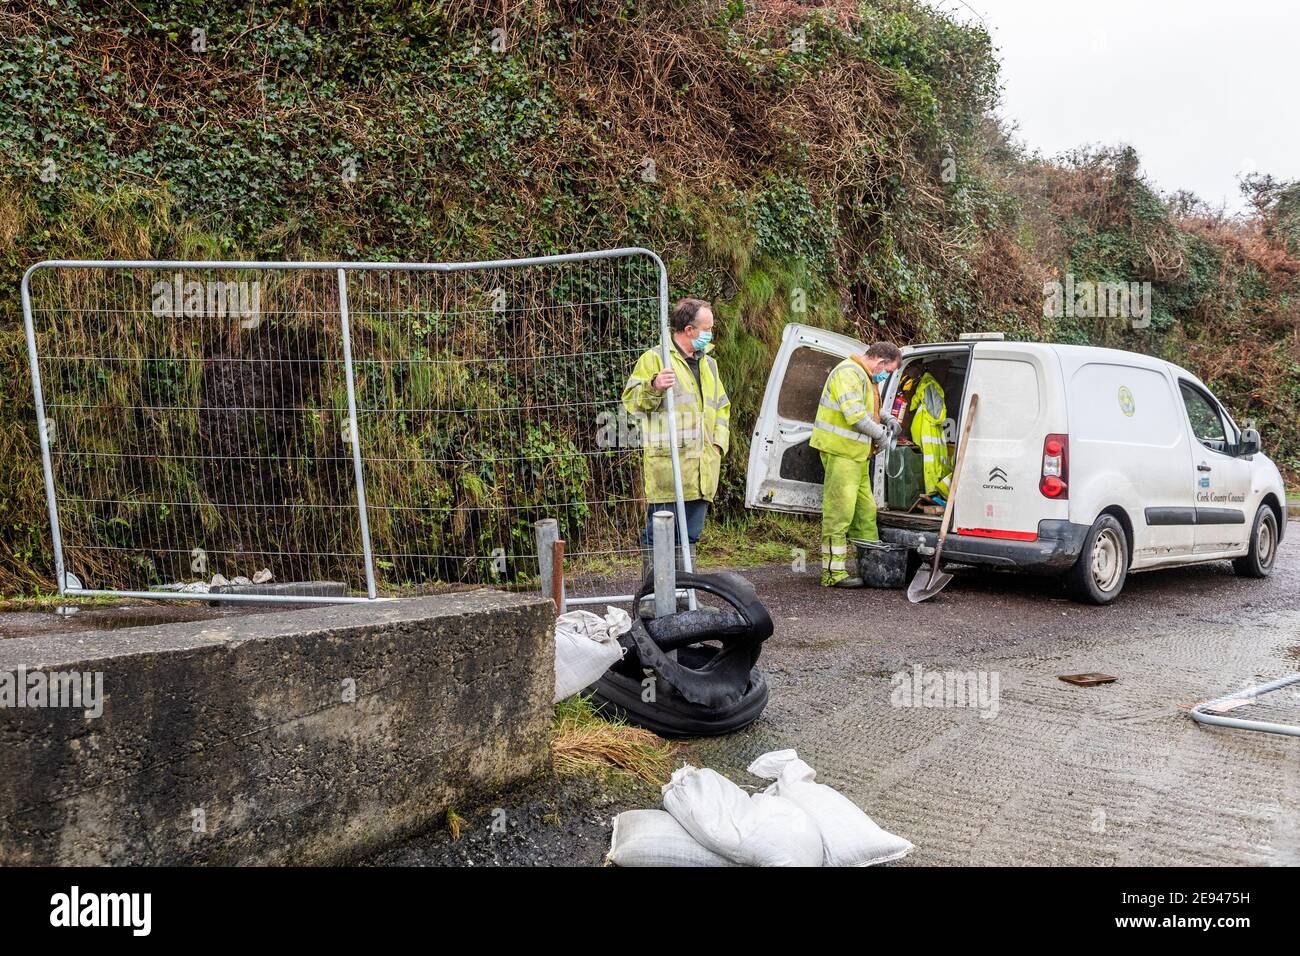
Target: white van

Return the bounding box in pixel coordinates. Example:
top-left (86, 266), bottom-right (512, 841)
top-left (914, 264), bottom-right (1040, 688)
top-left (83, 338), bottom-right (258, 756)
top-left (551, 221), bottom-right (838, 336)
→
top-left (747, 325), bottom-right (1287, 603)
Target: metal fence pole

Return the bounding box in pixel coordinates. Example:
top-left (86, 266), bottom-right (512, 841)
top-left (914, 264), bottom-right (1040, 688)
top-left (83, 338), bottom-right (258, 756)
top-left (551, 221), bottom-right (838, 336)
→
top-left (20, 265), bottom-right (68, 594)
top-left (652, 510), bottom-right (676, 618)
top-left (337, 268), bottom-right (378, 600)
top-left (551, 538), bottom-right (566, 615)
top-left (535, 518), bottom-right (559, 612)
top-left (651, 255), bottom-right (697, 611)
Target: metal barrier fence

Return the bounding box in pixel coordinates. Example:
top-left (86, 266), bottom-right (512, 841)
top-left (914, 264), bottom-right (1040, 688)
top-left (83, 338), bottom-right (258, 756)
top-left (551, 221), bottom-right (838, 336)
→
top-left (21, 250), bottom-right (693, 604)
top-left (1190, 673), bottom-right (1300, 738)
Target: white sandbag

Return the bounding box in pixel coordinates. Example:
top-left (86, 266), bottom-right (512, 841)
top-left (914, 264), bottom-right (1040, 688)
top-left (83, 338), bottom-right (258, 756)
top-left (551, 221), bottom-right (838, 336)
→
top-left (661, 765), bottom-right (823, 867)
top-left (606, 809), bottom-right (737, 867)
top-left (747, 749), bottom-right (914, 867)
top-left (553, 606), bottom-right (630, 703)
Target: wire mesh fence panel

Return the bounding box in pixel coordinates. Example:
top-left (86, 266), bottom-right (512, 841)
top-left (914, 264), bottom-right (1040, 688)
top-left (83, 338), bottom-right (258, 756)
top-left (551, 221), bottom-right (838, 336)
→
top-left (345, 251), bottom-right (667, 602)
top-left (1190, 673), bottom-right (1300, 738)
top-left (23, 250), bottom-right (677, 604)
top-left (24, 264), bottom-right (369, 599)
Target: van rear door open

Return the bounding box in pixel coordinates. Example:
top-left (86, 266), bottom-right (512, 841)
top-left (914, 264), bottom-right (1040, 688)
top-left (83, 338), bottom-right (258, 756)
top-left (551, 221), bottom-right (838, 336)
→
top-left (746, 324), bottom-right (865, 513)
top-left (747, 327), bottom-right (974, 515)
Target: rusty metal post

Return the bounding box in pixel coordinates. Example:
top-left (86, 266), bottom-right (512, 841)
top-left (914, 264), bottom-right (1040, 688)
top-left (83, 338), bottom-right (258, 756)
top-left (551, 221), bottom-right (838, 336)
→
top-left (551, 539), bottom-right (566, 615)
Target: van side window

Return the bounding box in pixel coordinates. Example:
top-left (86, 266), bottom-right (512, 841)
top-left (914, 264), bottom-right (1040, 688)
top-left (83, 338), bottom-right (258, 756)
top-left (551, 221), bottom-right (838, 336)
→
top-left (1179, 382), bottom-right (1229, 452)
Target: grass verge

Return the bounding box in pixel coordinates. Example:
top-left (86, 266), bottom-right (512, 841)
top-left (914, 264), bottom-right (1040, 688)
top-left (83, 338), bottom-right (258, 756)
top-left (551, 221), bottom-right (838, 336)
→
top-left (697, 510), bottom-right (817, 568)
top-left (551, 695), bottom-right (676, 785)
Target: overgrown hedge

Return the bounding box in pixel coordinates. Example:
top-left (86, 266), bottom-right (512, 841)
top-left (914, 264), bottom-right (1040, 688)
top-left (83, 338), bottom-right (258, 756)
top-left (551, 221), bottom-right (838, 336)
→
top-left (1, 0), bottom-right (1295, 592)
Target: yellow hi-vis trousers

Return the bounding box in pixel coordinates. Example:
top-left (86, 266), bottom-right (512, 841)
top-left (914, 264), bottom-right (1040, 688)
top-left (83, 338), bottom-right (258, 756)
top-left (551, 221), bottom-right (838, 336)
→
top-left (820, 451), bottom-right (879, 586)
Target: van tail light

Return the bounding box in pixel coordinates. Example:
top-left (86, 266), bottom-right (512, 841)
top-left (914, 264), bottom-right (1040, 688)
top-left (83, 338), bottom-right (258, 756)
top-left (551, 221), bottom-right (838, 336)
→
top-left (1040, 433), bottom-right (1068, 499)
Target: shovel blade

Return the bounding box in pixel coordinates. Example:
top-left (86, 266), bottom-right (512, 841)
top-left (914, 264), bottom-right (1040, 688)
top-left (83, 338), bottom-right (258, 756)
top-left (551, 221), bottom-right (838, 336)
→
top-left (907, 564), bottom-right (953, 603)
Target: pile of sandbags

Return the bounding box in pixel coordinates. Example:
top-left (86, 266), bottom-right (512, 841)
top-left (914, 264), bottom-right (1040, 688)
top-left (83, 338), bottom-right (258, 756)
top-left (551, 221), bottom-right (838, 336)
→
top-left (553, 606), bottom-right (631, 703)
top-left (608, 750), bottom-right (914, 867)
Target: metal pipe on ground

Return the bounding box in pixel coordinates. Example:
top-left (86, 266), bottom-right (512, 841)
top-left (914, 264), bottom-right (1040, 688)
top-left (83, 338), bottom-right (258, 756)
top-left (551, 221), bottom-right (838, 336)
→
top-left (1190, 673), bottom-right (1300, 737)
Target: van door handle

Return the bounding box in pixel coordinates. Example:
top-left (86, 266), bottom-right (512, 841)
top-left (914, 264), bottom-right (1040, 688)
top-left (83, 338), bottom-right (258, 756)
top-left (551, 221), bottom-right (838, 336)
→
top-left (1197, 463), bottom-right (1212, 472)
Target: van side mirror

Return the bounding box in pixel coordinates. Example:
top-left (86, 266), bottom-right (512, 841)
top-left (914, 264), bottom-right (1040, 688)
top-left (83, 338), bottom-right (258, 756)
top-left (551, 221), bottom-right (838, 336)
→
top-left (1238, 427), bottom-right (1261, 457)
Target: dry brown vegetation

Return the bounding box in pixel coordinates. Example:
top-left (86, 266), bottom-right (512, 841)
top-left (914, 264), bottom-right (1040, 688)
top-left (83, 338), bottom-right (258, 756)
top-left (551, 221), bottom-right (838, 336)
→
top-left (0, 0), bottom-right (1295, 594)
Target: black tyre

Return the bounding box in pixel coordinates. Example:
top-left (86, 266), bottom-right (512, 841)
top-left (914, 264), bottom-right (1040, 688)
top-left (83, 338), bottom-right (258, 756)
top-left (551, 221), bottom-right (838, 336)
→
top-left (1232, 506), bottom-right (1278, 578)
top-left (1067, 514), bottom-right (1129, 605)
top-left (589, 666), bottom-right (770, 739)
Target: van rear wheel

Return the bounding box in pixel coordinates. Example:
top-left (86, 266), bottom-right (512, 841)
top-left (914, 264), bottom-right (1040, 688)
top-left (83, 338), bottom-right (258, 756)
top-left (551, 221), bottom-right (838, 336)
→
top-left (1232, 506), bottom-right (1278, 578)
top-left (1067, 514), bottom-right (1129, 605)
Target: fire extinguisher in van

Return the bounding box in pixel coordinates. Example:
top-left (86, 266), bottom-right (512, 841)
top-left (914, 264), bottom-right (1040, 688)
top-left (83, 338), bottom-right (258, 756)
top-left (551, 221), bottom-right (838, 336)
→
top-left (891, 388), bottom-right (908, 421)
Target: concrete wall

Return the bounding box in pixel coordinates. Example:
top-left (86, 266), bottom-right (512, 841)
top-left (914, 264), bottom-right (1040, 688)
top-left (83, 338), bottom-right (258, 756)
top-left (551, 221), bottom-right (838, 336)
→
top-left (0, 591), bottom-right (555, 865)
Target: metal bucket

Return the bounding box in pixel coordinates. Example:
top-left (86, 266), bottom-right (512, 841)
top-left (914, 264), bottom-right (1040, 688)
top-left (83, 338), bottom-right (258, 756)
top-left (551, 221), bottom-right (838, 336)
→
top-left (854, 541), bottom-right (909, 589)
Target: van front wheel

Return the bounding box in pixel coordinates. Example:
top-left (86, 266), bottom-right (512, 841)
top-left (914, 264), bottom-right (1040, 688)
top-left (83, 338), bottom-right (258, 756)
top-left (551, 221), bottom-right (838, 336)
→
top-left (1232, 506), bottom-right (1278, 578)
top-left (1067, 515), bottom-right (1129, 605)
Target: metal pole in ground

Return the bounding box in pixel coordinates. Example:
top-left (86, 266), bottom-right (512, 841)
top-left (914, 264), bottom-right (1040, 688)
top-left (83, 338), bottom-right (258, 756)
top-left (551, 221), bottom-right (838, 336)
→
top-left (652, 510), bottom-right (677, 618)
top-left (535, 519), bottom-right (559, 613)
top-left (651, 253), bottom-right (696, 611)
top-left (551, 539), bottom-right (566, 615)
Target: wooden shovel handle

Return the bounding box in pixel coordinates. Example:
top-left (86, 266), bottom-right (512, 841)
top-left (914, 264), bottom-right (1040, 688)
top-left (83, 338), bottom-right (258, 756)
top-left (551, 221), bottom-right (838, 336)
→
top-left (931, 393), bottom-right (979, 571)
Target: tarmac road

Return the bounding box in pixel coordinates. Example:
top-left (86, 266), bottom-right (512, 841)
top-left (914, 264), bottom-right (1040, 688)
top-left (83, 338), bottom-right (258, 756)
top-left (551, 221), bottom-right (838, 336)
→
top-left (380, 534), bottom-right (1298, 866)
top-left (688, 537), bottom-right (1300, 865)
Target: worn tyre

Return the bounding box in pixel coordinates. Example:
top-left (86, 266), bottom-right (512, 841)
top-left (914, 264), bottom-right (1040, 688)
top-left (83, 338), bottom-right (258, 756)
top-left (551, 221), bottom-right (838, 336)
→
top-left (589, 663), bottom-right (770, 739)
top-left (1067, 514), bottom-right (1129, 605)
top-left (1232, 505), bottom-right (1278, 578)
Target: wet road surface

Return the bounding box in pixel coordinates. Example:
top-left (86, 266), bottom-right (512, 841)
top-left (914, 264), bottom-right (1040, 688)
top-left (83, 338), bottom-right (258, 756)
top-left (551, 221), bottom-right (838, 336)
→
top-left (382, 537), bottom-right (1298, 865)
top-left (689, 540), bottom-right (1300, 865)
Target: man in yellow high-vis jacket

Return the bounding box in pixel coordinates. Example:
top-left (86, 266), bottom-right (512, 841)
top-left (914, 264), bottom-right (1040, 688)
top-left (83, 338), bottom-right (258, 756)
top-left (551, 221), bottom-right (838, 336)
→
top-left (622, 298), bottom-right (730, 556)
top-left (810, 341), bottom-right (903, 587)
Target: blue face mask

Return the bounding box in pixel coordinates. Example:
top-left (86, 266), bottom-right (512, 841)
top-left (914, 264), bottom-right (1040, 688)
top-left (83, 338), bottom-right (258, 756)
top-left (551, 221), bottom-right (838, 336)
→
top-left (872, 370), bottom-right (890, 384)
top-left (690, 329), bottom-right (713, 351)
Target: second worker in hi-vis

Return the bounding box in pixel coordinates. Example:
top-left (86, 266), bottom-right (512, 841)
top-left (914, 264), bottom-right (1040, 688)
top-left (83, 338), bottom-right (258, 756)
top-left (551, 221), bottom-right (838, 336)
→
top-left (811, 340), bottom-right (903, 587)
top-left (622, 298), bottom-right (731, 571)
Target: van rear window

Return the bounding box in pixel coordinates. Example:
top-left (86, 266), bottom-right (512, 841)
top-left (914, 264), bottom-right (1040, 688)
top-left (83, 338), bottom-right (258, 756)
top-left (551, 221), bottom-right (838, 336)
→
top-left (969, 359), bottom-right (1040, 439)
top-left (777, 347), bottom-right (843, 422)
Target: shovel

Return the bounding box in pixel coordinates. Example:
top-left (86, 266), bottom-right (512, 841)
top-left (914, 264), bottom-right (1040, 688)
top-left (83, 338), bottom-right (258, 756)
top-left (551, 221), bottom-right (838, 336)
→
top-left (907, 392), bottom-right (979, 603)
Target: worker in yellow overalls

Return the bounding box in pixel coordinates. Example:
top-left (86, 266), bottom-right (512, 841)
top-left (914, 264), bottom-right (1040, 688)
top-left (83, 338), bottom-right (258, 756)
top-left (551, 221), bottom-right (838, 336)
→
top-left (909, 363), bottom-right (953, 504)
top-left (810, 341), bottom-right (903, 587)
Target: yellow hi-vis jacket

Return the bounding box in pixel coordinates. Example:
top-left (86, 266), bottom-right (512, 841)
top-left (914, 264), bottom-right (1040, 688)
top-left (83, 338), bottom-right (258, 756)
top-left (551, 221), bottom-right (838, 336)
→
top-left (622, 344), bottom-right (730, 502)
top-left (909, 372), bottom-right (952, 494)
top-left (809, 357), bottom-right (881, 462)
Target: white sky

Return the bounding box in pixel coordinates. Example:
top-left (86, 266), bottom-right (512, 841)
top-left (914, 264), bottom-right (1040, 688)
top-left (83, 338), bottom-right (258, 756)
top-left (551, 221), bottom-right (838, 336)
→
top-left (932, 0), bottom-right (1299, 213)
